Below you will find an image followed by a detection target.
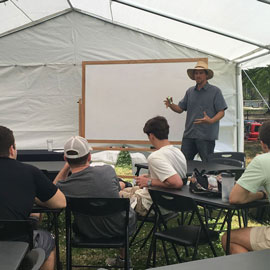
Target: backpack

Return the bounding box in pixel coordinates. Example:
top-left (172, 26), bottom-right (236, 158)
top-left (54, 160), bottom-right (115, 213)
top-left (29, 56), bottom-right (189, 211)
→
top-left (189, 168), bottom-right (221, 198)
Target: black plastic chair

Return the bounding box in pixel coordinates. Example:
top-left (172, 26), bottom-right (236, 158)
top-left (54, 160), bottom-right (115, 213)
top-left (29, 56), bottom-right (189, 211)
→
top-left (129, 204), bottom-right (178, 249)
top-left (206, 154), bottom-right (247, 230)
top-left (130, 179), bottom-right (188, 249)
top-left (0, 219), bottom-right (34, 249)
top-left (208, 152), bottom-right (246, 168)
top-left (147, 189), bottom-right (219, 268)
top-left (65, 197), bottom-right (131, 270)
top-left (209, 157), bottom-right (243, 168)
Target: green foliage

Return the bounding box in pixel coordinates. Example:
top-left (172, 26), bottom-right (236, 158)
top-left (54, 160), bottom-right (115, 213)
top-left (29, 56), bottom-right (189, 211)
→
top-left (242, 66), bottom-right (270, 107)
top-left (116, 150), bottom-right (132, 167)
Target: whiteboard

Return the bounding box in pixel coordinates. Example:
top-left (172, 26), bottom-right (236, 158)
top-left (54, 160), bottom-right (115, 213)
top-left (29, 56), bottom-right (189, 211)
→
top-left (82, 58), bottom-right (207, 144)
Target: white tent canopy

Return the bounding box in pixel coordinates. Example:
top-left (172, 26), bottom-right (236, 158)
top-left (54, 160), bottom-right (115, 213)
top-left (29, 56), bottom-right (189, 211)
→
top-left (0, 0), bottom-right (269, 151)
top-left (1, 0), bottom-right (269, 68)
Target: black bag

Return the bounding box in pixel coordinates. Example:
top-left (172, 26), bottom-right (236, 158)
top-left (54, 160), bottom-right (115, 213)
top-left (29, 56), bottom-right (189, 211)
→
top-left (189, 168), bottom-right (221, 198)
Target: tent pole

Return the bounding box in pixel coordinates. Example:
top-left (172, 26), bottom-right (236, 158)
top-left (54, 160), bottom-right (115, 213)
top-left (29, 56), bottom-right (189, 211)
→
top-left (237, 51), bottom-right (270, 65)
top-left (243, 70), bottom-right (270, 110)
top-left (236, 64), bottom-right (244, 152)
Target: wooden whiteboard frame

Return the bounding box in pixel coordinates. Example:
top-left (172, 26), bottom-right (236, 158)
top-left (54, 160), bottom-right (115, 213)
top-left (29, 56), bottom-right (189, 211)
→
top-left (81, 58), bottom-right (207, 150)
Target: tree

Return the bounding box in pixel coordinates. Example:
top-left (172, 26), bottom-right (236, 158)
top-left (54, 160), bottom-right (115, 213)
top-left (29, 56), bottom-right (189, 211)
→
top-left (242, 66), bottom-right (270, 112)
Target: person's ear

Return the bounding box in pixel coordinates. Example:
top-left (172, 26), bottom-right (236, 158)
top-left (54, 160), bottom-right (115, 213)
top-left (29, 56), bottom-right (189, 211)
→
top-left (88, 153), bottom-right (91, 162)
top-left (260, 140), bottom-right (268, 153)
top-left (148, 133), bottom-right (154, 140)
top-left (9, 145), bottom-right (16, 159)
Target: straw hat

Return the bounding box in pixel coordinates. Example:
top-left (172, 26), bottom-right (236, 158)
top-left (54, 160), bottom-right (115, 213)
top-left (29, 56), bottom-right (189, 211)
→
top-left (187, 60), bottom-right (214, 80)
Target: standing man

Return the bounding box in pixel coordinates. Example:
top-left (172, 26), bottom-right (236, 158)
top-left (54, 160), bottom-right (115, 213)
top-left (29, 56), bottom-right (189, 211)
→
top-left (164, 60), bottom-right (227, 161)
top-left (0, 125), bottom-right (66, 270)
top-left (54, 136), bottom-right (136, 267)
top-left (221, 121), bottom-right (270, 254)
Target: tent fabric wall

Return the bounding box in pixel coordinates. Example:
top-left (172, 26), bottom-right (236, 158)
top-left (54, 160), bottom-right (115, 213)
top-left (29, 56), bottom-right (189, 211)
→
top-left (0, 11), bottom-right (242, 151)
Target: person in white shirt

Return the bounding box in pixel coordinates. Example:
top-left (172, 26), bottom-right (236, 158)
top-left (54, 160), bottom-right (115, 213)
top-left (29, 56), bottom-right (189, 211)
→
top-left (120, 116), bottom-right (187, 216)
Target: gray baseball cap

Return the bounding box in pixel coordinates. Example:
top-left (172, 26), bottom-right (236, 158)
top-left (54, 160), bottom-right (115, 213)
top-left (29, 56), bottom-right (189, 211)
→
top-left (64, 136), bottom-right (92, 159)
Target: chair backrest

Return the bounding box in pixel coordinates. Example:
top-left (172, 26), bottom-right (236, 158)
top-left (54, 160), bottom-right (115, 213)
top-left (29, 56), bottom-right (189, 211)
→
top-left (0, 220), bottom-right (34, 249)
top-left (66, 197), bottom-right (130, 237)
top-left (67, 197), bottom-right (130, 216)
top-left (208, 152), bottom-right (246, 168)
top-left (209, 157), bottom-right (244, 168)
top-left (148, 189), bottom-right (197, 214)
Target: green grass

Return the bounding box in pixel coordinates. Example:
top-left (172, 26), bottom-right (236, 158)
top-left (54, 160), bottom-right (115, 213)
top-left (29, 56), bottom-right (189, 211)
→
top-left (49, 141), bottom-right (264, 269)
top-left (52, 206), bottom-right (263, 269)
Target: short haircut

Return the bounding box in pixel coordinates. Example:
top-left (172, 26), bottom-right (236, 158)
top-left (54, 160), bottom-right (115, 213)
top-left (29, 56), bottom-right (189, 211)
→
top-left (66, 153), bottom-right (89, 166)
top-left (0, 126), bottom-right (15, 157)
top-left (259, 120), bottom-right (270, 148)
top-left (143, 116), bottom-right (169, 140)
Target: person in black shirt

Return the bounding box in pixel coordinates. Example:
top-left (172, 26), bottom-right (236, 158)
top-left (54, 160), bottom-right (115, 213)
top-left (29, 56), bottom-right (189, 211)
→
top-left (0, 125), bottom-right (66, 270)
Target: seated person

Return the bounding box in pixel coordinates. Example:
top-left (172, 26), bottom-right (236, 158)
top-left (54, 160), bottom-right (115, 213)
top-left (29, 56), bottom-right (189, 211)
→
top-left (0, 126), bottom-right (66, 270)
top-left (221, 121), bottom-right (270, 254)
top-left (120, 116), bottom-right (187, 216)
top-left (54, 136), bottom-right (136, 267)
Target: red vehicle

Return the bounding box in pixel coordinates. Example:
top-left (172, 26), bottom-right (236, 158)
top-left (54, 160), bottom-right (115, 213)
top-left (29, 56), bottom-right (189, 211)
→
top-left (244, 121), bottom-right (262, 141)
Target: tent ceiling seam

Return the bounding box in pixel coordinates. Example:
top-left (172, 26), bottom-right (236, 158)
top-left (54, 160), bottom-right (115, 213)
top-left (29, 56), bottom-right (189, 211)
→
top-left (0, 8), bottom-right (72, 39)
top-left (67, 0), bottom-right (74, 9)
top-left (0, 63), bottom-right (80, 67)
top-left (232, 48), bottom-right (265, 61)
top-left (10, 0), bottom-right (33, 22)
top-left (111, 0), bottom-right (270, 52)
top-left (237, 51), bottom-right (270, 65)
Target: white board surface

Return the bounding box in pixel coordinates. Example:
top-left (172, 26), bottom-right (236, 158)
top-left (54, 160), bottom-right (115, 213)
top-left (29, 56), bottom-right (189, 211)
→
top-left (83, 59), bottom-right (206, 143)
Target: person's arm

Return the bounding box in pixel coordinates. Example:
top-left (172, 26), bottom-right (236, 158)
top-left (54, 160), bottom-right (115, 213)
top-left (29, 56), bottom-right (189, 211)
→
top-left (135, 174), bottom-right (183, 189)
top-left (193, 110), bottom-right (225, 125)
top-left (36, 189), bottom-right (67, 209)
top-left (53, 162), bottom-right (70, 184)
top-left (164, 97), bottom-right (184, 114)
top-left (229, 183), bottom-right (266, 204)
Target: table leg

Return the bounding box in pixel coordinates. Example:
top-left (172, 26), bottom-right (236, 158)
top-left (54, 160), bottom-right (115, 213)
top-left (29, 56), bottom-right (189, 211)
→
top-left (226, 209), bottom-right (232, 255)
top-left (53, 212), bottom-right (61, 270)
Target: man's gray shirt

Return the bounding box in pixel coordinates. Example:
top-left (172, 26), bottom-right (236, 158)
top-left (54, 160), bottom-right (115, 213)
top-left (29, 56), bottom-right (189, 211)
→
top-left (178, 82), bottom-right (227, 141)
top-left (57, 165), bottom-right (136, 239)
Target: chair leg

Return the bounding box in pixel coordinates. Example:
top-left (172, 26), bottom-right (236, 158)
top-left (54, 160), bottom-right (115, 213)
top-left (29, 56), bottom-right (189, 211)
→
top-left (177, 213), bottom-right (189, 257)
top-left (203, 207), bottom-right (209, 228)
top-left (188, 211), bottom-right (195, 225)
top-left (161, 240), bottom-right (170, 265)
top-left (129, 217), bottom-right (146, 247)
top-left (171, 243), bottom-right (182, 263)
top-left (242, 209), bottom-right (248, 227)
top-left (219, 210), bottom-right (229, 232)
top-left (139, 225), bottom-right (155, 249)
top-left (152, 235), bottom-right (157, 268)
top-left (146, 233), bottom-right (155, 268)
top-left (209, 240), bottom-right (217, 257)
top-left (211, 209), bottom-right (224, 230)
top-left (125, 235), bottom-right (130, 270)
top-left (192, 245), bottom-right (199, 260)
top-left (237, 210), bottom-right (242, 228)
top-left (130, 206), bottom-right (154, 248)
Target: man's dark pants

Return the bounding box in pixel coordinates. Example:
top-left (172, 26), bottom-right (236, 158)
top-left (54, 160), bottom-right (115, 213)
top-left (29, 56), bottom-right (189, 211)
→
top-left (181, 137), bottom-right (215, 162)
